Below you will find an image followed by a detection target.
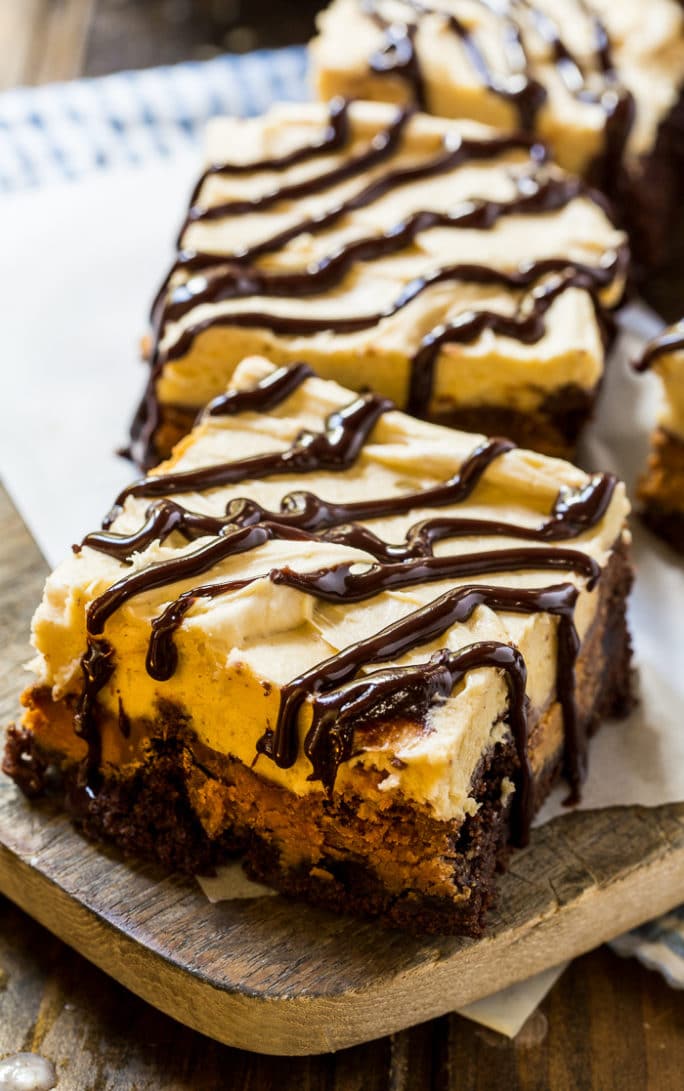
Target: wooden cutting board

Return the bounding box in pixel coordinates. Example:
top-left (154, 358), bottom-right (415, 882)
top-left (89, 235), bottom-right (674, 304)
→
top-left (0, 483), bottom-right (682, 1056)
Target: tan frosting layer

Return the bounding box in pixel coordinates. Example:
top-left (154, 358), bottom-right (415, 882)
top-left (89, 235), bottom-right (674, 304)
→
top-left (153, 100), bottom-right (626, 418)
top-left (651, 329), bottom-right (684, 441)
top-left (30, 357), bottom-right (630, 822)
top-left (312, 0), bottom-right (684, 172)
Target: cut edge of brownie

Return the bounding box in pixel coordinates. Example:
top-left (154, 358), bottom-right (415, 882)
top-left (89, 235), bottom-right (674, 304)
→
top-left (638, 427), bottom-right (684, 554)
top-left (617, 82), bottom-right (684, 277)
top-left (2, 539), bottom-right (633, 936)
top-left (146, 379), bottom-right (603, 468)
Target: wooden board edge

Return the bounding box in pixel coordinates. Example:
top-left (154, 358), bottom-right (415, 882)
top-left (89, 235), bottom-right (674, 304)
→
top-left (1, 827), bottom-right (683, 1055)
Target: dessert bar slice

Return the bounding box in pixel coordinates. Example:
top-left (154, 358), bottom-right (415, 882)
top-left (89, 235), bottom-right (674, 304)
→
top-left (636, 321), bottom-right (684, 552)
top-left (311, 0), bottom-right (684, 271)
top-left (5, 357), bottom-right (633, 935)
top-left (133, 100), bottom-right (627, 467)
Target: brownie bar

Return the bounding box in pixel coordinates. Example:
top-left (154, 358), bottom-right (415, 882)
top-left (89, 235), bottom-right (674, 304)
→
top-left (621, 86), bottom-right (684, 276)
top-left (149, 379), bottom-right (600, 466)
top-left (132, 100), bottom-right (627, 468)
top-left (311, 0), bottom-right (684, 273)
top-left (639, 428), bottom-right (684, 553)
top-left (635, 322), bottom-right (684, 553)
top-left (6, 536), bottom-right (632, 935)
top-left (4, 357), bottom-right (633, 935)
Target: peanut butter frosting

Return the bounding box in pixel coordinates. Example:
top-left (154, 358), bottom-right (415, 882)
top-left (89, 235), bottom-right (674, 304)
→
top-left (31, 357), bottom-right (630, 833)
top-left (637, 321), bottom-right (684, 441)
top-left (133, 99), bottom-right (627, 466)
top-left (312, 0), bottom-right (684, 175)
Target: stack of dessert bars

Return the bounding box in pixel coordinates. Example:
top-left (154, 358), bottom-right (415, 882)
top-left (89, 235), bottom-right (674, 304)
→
top-left (6, 0), bottom-right (684, 935)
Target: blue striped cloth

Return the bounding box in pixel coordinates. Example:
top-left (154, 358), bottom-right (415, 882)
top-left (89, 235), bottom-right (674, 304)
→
top-left (611, 905), bottom-right (684, 989)
top-left (1, 45), bottom-right (682, 991)
top-left (0, 46), bottom-right (308, 192)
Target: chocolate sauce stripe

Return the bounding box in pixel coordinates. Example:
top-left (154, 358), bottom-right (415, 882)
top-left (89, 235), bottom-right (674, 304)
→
top-left (90, 434), bottom-right (511, 554)
top-left (110, 392), bottom-right (393, 523)
top-left (635, 327), bottom-right (684, 372)
top-left (151, 122), bottom-right (540, 333)
top-left (297, 641), bottom-right (532, 841)
top-left (186, 97), bottom-right (352, 209)
top-left (161, 175), bottom-right (615, 327)
top-left (151, 102), bottom-right (412, 323)
top-left (359, 0), bottom-right (634, 186)
top-left (168, 159), bottom-right (605, 280)
top-left (180, 128), bottom-right (539, 244)
top-left (145, 545), bottom-right (598, 682)
top-left (264, 579), bottom-right (581, 844)
top-left (361, 0), bottom-right (546, 127)
top-left (204, 361), bottom-right (314, 416)
top-left (421, 0), bottom-right (548, 131)
top-left (183, 104), bottom-right (413, 234)
top-left (85, 521), bottom-right (316, 636)
top-left (408, 263), bottom-right (602, 414)
top-left (83, 469), bottom-right (615, 564)
top-left (157, 251), bottom-right (621, 371)
top-left (93, 406), bottom-right (615, 567)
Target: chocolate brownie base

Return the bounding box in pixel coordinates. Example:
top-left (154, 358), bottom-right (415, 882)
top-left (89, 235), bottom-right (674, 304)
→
top-left (148, 381), bottom-right (600, 468)
top-left (3, 540), bottom-right (632, 936)
top-left (642, 507), bottom-right (684, 553)
top-left (619, 85), bottom-right (684, 276)
top-left (638, 428), bottom-right (684, 554)
top-left (431, 383), bottom-right (600, 462)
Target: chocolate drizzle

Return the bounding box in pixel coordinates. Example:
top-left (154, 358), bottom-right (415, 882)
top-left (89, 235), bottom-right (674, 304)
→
top-left (86, 524), bottom-right (296, 637)
top-left (121, 362), bottom-right (315, 474)
top-left (78, 374), bottom-right (618, 839)
top-left (178, 126), bottom-right (538, 260)
top-left (261, 580), bottom-right (581, 843)
top-left (298, 642), bottom-right (531, 838)
top-left (74, 638), bottom-right (115, 794)
top-left (158, 247), bottom-right (620, 376)
top-left (204, 361), bottom-right (314, 416)
top-left (75, 520), bottom-right (316, 787)
top-left (86, 434), bottom-right (513, 558)
top-left (159, 175), bottom-right (603, 329)
top-left (84, 457), bottom-right (615, 565)
top-left (367, 13), bottom-right (426, 109)
top-left (442, 3), bottom-right (547, 132)
top-left (635, 322), bottom-right (684, 372)
top-left (358, 0), bottom-right (635, 177)
top-left (187, 96), bottom-right (352, 208)
top-left (110, 391), bottom-right (392, 525)
top-left (408, 263), bottom-right (606, 415)
top-left (145, 545), bottom-right (598, 681)
top-left (182, 104), bottom-right (413, 234)
top-left (128, 76), bottom-right (627, 468)
top-left (149, 101), bottom-right (409, 327)
top-left (151, 125), bottom-right (541, 326)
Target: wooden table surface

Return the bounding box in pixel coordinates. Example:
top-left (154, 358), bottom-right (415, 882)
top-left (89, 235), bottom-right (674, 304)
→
top-left (1, 2), bottom-right (683, 1087)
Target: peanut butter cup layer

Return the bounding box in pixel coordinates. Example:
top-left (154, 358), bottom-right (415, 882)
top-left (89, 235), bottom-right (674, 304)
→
top-left (6, 357), bottom-right (633, 935)
top-left (132, 100), bottom-right (627, 468)
top-left (636, 322), bottom-right (684, 553)
top-left (312, 1), bottom-right (684, 271)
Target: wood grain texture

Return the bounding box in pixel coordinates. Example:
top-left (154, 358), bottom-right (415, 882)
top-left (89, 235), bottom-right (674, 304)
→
top-left (0, 481), bottom-right (683, 1056)
top-left (1, 894), bottom-right (683, 1091)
